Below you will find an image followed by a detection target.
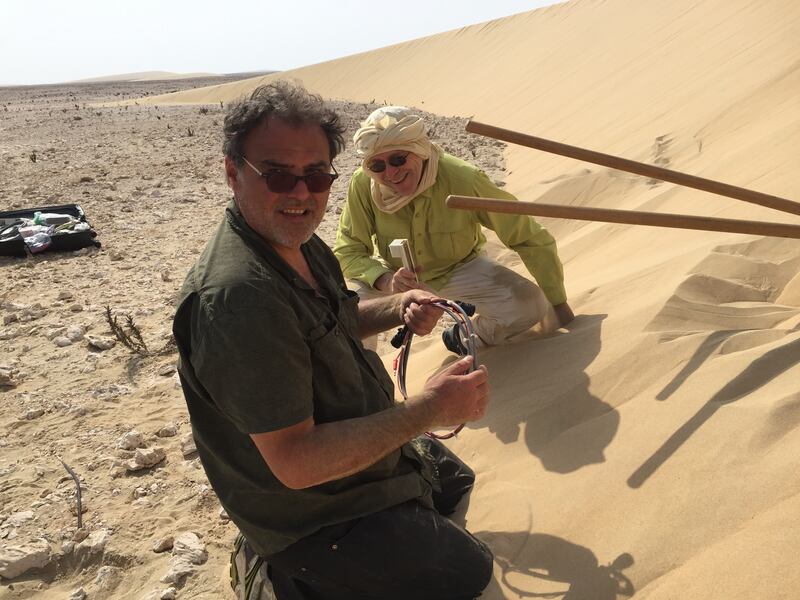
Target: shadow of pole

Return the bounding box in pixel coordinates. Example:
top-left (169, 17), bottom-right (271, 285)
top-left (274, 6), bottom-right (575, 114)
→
top-left (655, 330), bottom-right (738, 400)
top-left (629, 335), bottom-right (800, 488)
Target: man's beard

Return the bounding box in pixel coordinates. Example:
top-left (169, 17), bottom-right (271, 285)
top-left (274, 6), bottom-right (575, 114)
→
top-left (263, 209), bottom-right (324, 248)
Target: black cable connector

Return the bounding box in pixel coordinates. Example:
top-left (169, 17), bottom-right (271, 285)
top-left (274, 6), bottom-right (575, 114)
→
top-left (390, 301), bottom-right (475, 348)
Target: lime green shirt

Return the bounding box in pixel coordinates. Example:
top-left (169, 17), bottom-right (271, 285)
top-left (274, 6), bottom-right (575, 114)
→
top-left (334, 153), bottom-right (567, 305)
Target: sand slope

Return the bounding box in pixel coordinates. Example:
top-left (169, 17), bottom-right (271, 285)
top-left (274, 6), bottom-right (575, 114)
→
top-left (5, 0), bottom-right (799, 598)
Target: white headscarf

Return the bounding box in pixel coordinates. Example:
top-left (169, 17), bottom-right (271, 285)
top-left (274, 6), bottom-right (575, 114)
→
top-left (353, 106), bottom-right (441, 213)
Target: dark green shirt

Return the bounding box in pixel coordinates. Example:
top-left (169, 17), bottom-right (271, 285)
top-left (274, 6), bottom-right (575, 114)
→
top-left (173, 203), bottom-right (433, 556)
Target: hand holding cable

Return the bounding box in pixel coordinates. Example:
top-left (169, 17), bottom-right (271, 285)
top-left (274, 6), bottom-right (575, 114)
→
top-left (393, 299), bottom-right (489, 439)
top-left (411, 355), bottom-right (489, 434)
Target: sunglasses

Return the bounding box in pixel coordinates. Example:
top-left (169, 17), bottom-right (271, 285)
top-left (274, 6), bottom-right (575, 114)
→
top-left (367, 152), bottom-right (409, 173)
top-left (241, 156), bottom-right (338, 193)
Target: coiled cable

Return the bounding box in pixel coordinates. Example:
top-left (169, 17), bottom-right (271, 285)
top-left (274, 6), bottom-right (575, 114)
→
top-left (391, 300), bottom-right (478, 440)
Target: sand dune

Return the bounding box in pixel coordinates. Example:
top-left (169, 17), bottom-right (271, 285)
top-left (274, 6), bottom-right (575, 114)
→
top-left (3, 0), bottom-right (799, 598)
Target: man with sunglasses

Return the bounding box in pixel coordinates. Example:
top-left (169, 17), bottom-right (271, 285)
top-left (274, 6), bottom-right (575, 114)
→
top-left (335, 106), bottom-right (574, 353)
top-left (172, 82), bottom-right (493, 599)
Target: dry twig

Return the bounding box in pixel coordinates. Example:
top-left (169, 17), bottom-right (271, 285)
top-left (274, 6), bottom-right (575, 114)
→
top-left (59, 458), bottom-right (83, 529)
top-left (105, 305), bottom-right (149, 355)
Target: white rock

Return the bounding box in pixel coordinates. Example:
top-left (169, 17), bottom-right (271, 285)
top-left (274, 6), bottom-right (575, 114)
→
top-left (7, 511), bottom-right (34, 526)
top-left (86, 334), bottom-right (116, 350)
top-left (23, 407), bottom-right (45, 420)
top-left (117, 430), bottom-right (144, 450)
top-left (69, 587), bottom-right (87, 600)
top-left (69, 586), bottom-right (87, 600)
top-left (0, 537), bottom-right (51, 579)
top-left (53, 336), bottom-right (73, 347)
top-left (160, 557), bottom-right (195, 584)
top-left (92, 565), bottom-right (123, 591)
top-left (66, 325), bottom-right (85, 342)
top-left (156, 423), bottom-right (178, 437)
top-left (125, 447), bottom-right (166, 471)
top-left (160, 587), bottom-right (177, 600)
top-left (0, 329), bottom-right (18, 341)
top-left (46, 326), bottom-right (67, 340)
top-left (92, 384), bottom-right (131, 401)
top-left (76, 529), bottom-right (109, 554)
top-left (20, 306), bottom-right (46, 320)
top-left (172, 531), bottom-right (207, 565)
top-left (180, 434), bottom-right (197, 458)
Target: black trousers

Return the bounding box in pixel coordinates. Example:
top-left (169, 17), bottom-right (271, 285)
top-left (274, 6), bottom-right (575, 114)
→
top-left (266, 439), bottom-right (493, 600)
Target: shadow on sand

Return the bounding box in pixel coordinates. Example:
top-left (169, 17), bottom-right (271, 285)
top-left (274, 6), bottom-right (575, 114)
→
top-left (478, 531), bottom-right (634, 599)
top-left (478, 313), bottom-right (616, 473)
top-left (628, 334), bottom-right (800, 488)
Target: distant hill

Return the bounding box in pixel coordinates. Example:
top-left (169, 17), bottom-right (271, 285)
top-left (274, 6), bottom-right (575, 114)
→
top-left (71, 71), bottom-right (219, 83)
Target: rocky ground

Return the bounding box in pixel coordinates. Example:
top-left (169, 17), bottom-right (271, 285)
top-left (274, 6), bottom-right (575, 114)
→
top-left (0, 76), bottom-right (508, 599)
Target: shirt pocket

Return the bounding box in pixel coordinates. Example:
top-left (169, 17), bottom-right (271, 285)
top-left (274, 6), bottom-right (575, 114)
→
top-left (306, 319), bottom-right (368, 423)
top-left (336, 288), bottom-right (360, 336)
top-left (427, 218), bottom-right (477, 262)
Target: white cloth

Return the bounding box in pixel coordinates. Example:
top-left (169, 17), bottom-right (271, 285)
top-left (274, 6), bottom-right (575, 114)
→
top-left (353, 106), bottom-right (442, 214)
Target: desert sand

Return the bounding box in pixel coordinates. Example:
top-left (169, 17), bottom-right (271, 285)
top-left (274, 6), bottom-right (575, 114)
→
top-left (2, 0), bottom-right (800, 598)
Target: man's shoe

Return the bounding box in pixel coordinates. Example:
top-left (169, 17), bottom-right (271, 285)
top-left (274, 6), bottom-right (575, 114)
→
top-left (442, 324), bottom-right (468, 356)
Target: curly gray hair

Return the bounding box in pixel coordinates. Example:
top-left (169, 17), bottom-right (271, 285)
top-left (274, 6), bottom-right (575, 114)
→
top-left (223, 80), bottom-right (345, 165)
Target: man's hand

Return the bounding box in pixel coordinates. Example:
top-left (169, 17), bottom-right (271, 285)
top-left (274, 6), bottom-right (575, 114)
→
top-left (400, 289), bottom-right (444, 336)
top-left (250, 355), bottom-right (490, 489)
top-left (553, 302), bottom-right (575, 327)
top-left (374, 267), bottom-right (432, 293)
top-left (408, 356), bottom-right (490, 428)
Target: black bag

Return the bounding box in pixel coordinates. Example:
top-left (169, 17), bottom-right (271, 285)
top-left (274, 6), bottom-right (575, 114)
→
top-left (0, 204), bottom-right (101, 258)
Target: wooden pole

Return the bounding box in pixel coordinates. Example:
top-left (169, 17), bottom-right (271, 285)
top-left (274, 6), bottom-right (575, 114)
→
top-left (465, 121), bottom-right (800, 217)
top-left (446, 196), bottom-right (800, 239)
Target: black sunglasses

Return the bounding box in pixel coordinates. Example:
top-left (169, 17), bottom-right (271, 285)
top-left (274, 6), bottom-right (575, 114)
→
top-left (367, 152), bottom-right (409, 173)
top-left (241, 156), bottom-right (338, 193)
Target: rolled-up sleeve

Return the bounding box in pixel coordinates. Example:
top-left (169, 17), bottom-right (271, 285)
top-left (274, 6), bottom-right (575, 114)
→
top-left (472, 170), bottom-right (567, 305)
top-left (333, 172), bottom-right (391, 287)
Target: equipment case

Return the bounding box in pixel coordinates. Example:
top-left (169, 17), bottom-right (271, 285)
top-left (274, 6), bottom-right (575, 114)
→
top-left (0, 204), bottom-right (100, 258)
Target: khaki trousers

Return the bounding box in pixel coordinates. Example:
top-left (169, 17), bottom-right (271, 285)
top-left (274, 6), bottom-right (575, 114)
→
top-left (350, 255), bottom-right (558, 351)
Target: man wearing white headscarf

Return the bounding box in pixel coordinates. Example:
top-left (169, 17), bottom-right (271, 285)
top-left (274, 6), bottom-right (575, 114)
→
top-left (334, 106), bottom-right (574, 352)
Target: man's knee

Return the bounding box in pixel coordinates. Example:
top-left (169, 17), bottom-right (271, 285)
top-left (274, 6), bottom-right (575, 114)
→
top-left (507, 277), bottom-right (549, 326)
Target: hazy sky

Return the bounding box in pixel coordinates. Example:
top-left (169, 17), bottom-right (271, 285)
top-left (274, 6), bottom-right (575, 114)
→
top-left (1, 0), bottom-right (561, 86)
